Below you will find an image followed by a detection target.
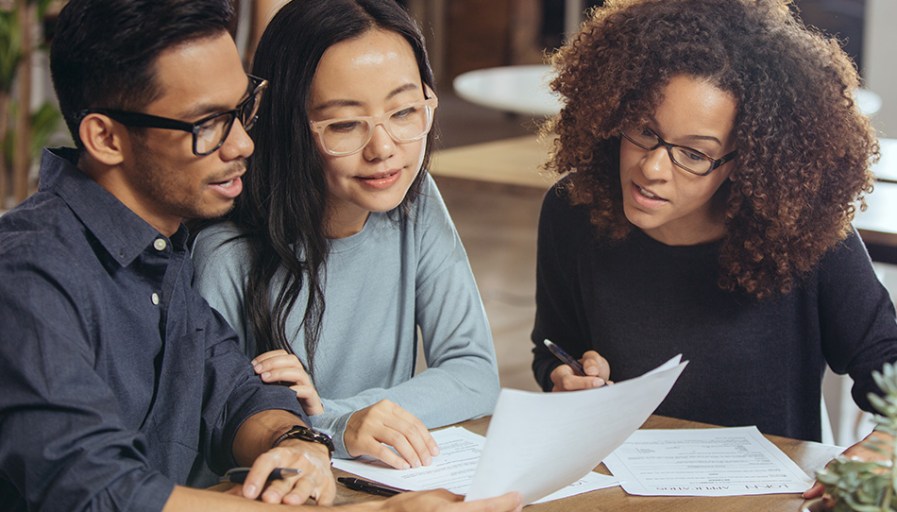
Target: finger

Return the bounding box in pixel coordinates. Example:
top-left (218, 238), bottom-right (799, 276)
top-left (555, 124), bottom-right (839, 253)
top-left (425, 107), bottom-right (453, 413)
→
top-left (581, 351), bottom-right (611, 380)
top-left (386, 408), bottom-right (437, 464)
top-left (360, 434), bottom-right (413, 469)
top-left (551, 364), bottom-right (604, 391)
top-left (378, 426), bottom-right (424, 468)
top-left (290, 384), bottom-right (324, 415)
top-left (461, 491), bottom-right (523, 512)
top-left (239, 459), bottom-right (279, 500)
top-left (260, 366), bottom-right (313, 385)
top-left (251, 349), bottom-right (289, 365)
top-left (555, 374), bottom-right (605, 391)
top-left (802, 481), bottom-right (824, 499)
top-left (263, 471), bottom-right (312, 504)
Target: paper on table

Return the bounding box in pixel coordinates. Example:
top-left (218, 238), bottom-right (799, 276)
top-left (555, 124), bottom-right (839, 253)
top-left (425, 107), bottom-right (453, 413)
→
top-left (332, 426), bottom-right (617, 503)
top-left (603, 426), bottom-right (816, 496)
top-left (465, 355), bottom-right (688, 504)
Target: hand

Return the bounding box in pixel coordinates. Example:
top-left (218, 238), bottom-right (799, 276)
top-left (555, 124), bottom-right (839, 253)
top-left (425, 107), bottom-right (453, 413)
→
top-left (231, 437), bottom-right (335, 505)
top-left (252, 349), bottom-right (324, 415)
top-left (345, 399), bottom-right (440, 469)
top-left (380, 489), bottom-right (522, 512)
top-left (802, 430), bottom-right (893, 504)
top-left (549, 350), bottom-right (611, 392)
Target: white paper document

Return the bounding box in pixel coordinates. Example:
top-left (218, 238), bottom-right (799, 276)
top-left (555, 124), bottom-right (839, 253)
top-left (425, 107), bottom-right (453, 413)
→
top-left (332, 426), bottom-right (617, 504)
top-left (465, 355), bottom-right (688, 504)
top-left (603, 426), bottom-right (815, 496)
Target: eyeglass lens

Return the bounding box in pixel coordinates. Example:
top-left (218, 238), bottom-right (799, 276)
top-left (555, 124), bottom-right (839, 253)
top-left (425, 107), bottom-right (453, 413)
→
top-left (624, 129), bottom-right (714, 175)
top-left (194, 82), bottom-right (265, 155)
top-left (319, 102), bottom-right (433, 155)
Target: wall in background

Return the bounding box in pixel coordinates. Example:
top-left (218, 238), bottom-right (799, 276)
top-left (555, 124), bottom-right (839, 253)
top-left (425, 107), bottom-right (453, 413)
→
top-left (865, 0), bottom-right (897, 137)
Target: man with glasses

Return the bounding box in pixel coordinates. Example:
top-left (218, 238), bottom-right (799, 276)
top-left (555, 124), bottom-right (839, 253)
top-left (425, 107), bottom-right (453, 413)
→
top-left (0, 1), bottom-right (522, 512)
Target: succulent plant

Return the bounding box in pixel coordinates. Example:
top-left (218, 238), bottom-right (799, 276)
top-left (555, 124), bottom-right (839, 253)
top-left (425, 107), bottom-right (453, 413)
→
top-left (816, 362), bottom-right (897, 511)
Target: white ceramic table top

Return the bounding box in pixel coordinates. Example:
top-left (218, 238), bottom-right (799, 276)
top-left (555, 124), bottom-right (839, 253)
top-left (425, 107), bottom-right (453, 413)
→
top-left (454, 64), bottom-right (883, 119)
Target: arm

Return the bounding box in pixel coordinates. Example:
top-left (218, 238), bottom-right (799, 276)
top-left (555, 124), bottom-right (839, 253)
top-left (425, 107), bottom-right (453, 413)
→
top-left (164, 487), bottom-right (522, 512)
top-left (817, 230), bottom-right (897, 410)
top-left (0, 252), bottom-right (173, 512)
top-left (307, 177), bottom-right (500, 458)
top-left (803, 230), bottom-right (897, 498)
top-left (531, 185), bottom-right (610, 391)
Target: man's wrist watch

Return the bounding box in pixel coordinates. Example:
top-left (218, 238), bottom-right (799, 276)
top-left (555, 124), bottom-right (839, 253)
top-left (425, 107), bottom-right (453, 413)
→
top-left (273, 425), bottom-right (334, 459)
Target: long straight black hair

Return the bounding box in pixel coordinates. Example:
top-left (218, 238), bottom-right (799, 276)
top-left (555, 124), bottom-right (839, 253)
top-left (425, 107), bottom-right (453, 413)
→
top-left (229, 0), bottom-right (436, 376)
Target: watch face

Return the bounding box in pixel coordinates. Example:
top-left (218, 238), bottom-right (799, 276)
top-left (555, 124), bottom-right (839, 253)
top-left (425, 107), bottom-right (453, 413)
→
top-left (275, 425), bottom-right (334, 457)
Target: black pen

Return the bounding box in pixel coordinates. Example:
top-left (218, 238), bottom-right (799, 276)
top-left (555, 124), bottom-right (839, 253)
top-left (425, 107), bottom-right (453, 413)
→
top-left (220, 467), bottom-right (302, 484)
top-left (338, 477), bottom-right (407, 497)
top-left (543, 338), bottom-right (585, 376)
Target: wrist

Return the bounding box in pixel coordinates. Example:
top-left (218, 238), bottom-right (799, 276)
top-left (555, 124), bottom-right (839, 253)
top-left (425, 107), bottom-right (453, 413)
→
top-left (273, 424), bottom-right (334, 460)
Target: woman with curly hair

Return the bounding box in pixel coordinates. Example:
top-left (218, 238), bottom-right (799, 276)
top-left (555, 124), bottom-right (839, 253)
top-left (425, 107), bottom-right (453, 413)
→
top-left (531, 0), bottom-right (897, 492)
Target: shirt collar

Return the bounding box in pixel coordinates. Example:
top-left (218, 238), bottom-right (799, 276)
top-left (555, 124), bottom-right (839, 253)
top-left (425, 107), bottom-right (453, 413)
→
top-left (39, 147), bottom-right (180, 267)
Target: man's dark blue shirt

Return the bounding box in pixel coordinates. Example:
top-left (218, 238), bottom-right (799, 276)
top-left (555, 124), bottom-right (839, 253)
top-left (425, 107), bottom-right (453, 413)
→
top-left (0, 148), bottom-right (305, 512)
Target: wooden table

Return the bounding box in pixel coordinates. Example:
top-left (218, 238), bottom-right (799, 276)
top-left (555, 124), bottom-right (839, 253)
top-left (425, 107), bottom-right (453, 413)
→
top-left (333, 415), bottom-right (841, 511)
top-left (430, 135), bottom-right (897, 265)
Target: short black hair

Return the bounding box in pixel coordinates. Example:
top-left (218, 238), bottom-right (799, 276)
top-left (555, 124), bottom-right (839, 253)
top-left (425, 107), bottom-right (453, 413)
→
top-left (50, 0), bottom-right (235, 147)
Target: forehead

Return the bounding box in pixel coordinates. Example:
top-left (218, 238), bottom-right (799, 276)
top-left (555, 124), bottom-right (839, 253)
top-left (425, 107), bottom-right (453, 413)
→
top-left (652, 75), bottom-right (737, 141)
top-left (310, 29), bottom-right (421, 103)
top-left (143, 32), bottom-right (248, 116)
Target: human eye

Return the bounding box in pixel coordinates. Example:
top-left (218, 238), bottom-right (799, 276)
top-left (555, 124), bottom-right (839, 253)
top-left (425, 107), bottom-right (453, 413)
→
top-left (680, 147), bottom-right (709, 162)
top-left (391, 105), bottom-right (421, 121)
top-left (326, 119), bottom-right (363, 133)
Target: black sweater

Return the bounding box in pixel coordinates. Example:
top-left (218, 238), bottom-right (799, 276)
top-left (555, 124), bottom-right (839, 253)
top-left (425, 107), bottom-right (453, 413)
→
top-left (532, 185), bottom-right (897, 442)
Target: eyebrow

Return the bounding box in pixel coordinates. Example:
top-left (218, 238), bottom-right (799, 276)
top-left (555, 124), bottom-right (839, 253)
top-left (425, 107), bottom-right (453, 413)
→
top-left (311, 83), bottom-right (421, 112)
top-left (648, 117), bottom-right (724, 146)
top-left (176, 77), bottom-right (253, 121)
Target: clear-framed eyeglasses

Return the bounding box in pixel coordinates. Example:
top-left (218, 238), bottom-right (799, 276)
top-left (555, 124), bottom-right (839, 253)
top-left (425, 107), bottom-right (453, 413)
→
top-left (79, 74), bottom-right (268, 156)
top-left (621, 126), bottom-right (737, 176)
top-left (309, 96), bottom-right (438, 156)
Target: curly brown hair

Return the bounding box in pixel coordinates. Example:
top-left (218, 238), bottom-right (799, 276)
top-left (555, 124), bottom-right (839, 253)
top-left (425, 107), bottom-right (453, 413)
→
top-left (545, 0), bottom-right (878, 299)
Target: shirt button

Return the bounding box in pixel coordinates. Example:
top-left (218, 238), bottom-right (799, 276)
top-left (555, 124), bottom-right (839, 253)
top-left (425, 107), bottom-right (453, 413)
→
top-left (153, 238), bottom-right (167, 251)
top-left (151, 293), bottom-right (160, 305)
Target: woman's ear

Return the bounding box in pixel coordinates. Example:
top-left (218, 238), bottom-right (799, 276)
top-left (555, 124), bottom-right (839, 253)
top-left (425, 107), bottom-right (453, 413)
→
top-left (78, 113), bottom-right (127, 166)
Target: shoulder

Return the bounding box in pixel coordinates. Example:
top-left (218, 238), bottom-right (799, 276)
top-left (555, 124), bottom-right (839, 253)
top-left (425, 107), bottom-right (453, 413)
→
top-left (191, 221), bottom-right (253, 283)
top-left (192, 221), bottom-right (250, 262)
top-left (538, 177), bottom-right (594, 245)
top-left (0, 193), bottom-right (90, 272)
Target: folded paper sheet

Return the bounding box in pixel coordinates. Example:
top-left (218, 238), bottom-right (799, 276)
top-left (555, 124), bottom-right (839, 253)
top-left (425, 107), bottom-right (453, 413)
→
top-left (332, 427), bottom-right (617, 503)
top-left (465, 355), bottom-right (687, 504)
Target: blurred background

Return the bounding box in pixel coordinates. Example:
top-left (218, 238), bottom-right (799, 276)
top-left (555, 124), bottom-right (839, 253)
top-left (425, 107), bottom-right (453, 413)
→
top-left (2, 0), bottom-right (894, 448)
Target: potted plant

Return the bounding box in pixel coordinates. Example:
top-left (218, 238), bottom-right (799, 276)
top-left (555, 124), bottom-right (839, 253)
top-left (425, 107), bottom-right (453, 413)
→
top-left (810, 362), bottom-right (897, 511)
top-left (1, 0), bottom-right (62, 210)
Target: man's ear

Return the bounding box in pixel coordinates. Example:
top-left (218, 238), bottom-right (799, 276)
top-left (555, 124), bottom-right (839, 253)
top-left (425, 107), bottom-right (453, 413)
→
top-left (78, 113), bottom-right (127, 166)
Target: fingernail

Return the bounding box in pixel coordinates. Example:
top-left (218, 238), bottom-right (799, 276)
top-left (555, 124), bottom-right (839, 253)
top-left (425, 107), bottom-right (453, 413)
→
top-left (261, 371), bottom-right (271, 380)
top-left (402, 462), bottom-right (410, 469)
top-left (244, 484), bottom-right (257, 497)
top-left (253, 364), bottom-right (262, 373)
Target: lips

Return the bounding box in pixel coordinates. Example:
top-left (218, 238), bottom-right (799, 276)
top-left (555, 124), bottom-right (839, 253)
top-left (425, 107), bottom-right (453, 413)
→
top-left (630, 182), bottom-right (669, 209)
top-left (355, 168), bottom-right (401, 189)
top-left (209, 174), bottom-right (244, 199)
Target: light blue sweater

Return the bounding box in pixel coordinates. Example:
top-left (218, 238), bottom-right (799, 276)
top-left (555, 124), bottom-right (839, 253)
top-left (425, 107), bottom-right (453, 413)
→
top-left (192, 175), bottom-right (500, 458)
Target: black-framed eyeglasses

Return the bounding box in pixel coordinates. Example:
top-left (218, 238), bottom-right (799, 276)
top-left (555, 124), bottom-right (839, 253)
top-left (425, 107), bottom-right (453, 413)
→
top-left (79, 74), bottom-right (268, 156)
top-left (621, 127), bottom-right (737, 176)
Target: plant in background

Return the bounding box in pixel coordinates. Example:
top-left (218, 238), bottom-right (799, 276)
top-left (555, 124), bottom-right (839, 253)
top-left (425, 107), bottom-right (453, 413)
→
top-left (0, 0), bottom-right (62, 209)
top-left (816, 362), bottom-right (897, 511)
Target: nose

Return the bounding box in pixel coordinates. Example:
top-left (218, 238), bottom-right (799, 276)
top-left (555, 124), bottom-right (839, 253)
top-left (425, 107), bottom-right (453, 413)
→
top-left (640, 145), bottom-right (673, 180)
top-left (362, 123), bottom-right (396, 162)
top-left (218, 119), bottom-right (254, 161)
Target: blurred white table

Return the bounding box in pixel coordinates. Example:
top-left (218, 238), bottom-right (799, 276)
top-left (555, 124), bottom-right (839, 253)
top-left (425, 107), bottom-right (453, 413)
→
top-left (454, 64), bottom-right (883, 118)
top-left (453, 65), bottom-right (561, 117)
